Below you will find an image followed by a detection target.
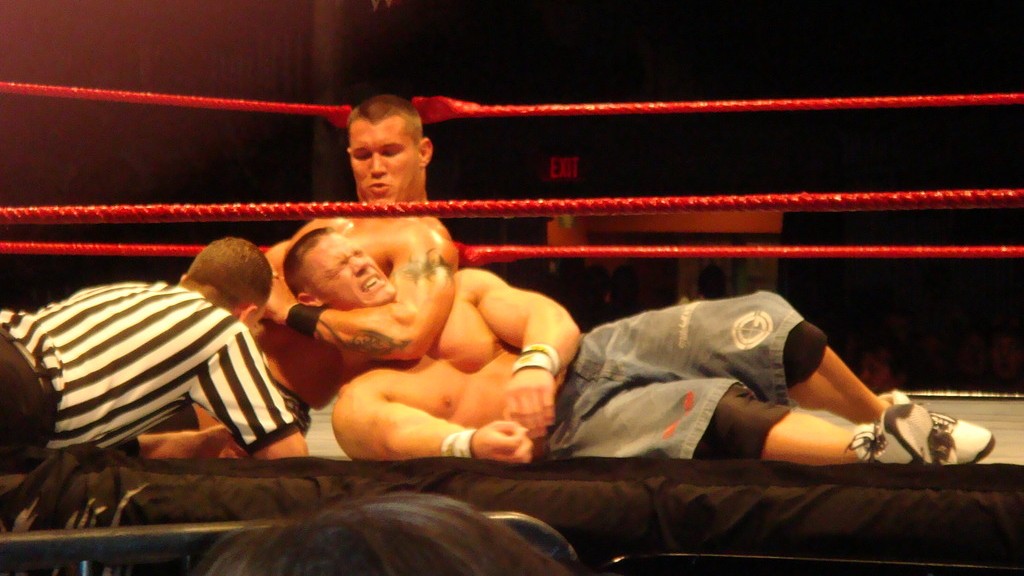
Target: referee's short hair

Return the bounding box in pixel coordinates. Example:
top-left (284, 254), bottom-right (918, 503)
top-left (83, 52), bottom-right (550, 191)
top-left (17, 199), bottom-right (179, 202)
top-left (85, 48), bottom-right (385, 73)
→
top-left (186, 237), bottom-right (272, 309)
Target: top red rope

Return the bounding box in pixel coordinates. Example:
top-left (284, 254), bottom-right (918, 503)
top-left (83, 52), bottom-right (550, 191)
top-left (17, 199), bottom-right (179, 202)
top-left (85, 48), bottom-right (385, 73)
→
top-left (2, 81), bottom-right (1022, 126)
top-left (411, 93), bottom-right (1024, 124)
top-left (0, 81), bottom-right (350, 126)
top-left (0, 190), bottom-right (1021, 225)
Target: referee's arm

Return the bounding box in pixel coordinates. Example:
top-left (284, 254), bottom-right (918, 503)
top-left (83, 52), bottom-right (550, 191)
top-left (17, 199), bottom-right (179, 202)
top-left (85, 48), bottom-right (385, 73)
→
top-left (252, 428), bottom-right (308, 458)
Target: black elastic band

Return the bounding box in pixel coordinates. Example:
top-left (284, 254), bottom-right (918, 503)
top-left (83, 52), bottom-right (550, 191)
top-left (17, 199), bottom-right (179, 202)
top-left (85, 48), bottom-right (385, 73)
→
top-left (783, 320), bottom-right (827, 386)
top-left (286, 304), bottom-right (325, 338)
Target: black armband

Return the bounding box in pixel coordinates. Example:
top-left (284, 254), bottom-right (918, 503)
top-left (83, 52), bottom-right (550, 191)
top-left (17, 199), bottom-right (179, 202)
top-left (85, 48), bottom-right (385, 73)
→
top-left (286, 304), bottom-right (326, 338)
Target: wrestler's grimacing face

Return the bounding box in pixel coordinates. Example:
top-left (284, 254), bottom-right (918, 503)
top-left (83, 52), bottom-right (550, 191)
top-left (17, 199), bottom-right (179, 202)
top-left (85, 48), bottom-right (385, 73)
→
top-left (303, 234), bottom-right (397, 310)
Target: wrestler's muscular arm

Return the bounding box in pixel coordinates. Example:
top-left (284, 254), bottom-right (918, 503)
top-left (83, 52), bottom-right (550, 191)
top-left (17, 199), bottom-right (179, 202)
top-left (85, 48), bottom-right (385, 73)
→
top-left (333, 377), bottom-right (533, 463)
top-left (462, 269), bottom-right (581, 437)
top-left (315, 218), bottom-right (452, 354)
top-left (268, 217), bottom-right (459, 360)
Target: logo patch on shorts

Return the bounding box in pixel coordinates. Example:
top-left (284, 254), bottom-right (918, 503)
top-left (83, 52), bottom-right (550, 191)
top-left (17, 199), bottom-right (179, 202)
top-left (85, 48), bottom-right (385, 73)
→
top-left (676, 302), bottom-right (699, 349)
top-left (731, 310), bottom-right (773, 350)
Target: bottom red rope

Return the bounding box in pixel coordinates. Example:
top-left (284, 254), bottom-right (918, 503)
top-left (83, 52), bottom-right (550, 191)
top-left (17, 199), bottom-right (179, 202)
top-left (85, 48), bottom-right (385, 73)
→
top-left (2, 241), bottom-right (1023, 265)
top-left (458, 245), bottom-right (1024, 265)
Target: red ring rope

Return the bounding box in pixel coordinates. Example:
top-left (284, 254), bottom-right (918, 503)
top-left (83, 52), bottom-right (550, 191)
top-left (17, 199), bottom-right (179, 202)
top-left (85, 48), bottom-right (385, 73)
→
top-left (411, 93), bottom-right (1024, 124)
top-left (0, 242), bottom-right (203, 258)
top-left (0, 189), bottom-right (1021, 225)
top-left (0, 81), bottom-right (349, 126)
top-left (458, 245), bottom-right (1024, 266)
top-left (1, 241), bottom-right (1021, 265)
top-left (2, 81), bottom-right (1021, 126)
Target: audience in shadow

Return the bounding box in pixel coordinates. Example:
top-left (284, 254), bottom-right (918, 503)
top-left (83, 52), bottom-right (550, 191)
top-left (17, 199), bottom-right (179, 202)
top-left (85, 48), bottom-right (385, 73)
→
top-left (988, 326), bottom-right (1024, 391)
top-left (846, 313), bottom-right (1024, 394)
top-left (607, 264), bottom-right (644, 321)
top-left (696, 263), bottom-right (727, 300)
top-left (855, 335), bottom-right (910, 394)
top-left (192, 493), bottom-right (599, 576)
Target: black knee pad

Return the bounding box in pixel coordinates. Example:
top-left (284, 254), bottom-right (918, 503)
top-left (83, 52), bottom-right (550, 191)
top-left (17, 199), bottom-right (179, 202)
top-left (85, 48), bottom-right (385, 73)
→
top-left (783, 321), bottom-right (827, 386)
top-left (693, 384), bottom-right (790, 459)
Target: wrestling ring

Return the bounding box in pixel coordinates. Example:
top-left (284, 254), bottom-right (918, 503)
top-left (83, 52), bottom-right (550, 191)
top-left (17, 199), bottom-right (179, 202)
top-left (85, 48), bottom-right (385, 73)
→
top-left (1, 81), bottom-right (1024, 575)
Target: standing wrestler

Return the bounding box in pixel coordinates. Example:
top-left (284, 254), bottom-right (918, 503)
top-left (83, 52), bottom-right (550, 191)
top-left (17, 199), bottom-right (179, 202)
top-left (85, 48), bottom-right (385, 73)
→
top-left (0, 237), bottom-right (307, 459)
top-left (277, 229), bottom-right (995, 465)
top-left (257, 94), bottom-right (457, 420)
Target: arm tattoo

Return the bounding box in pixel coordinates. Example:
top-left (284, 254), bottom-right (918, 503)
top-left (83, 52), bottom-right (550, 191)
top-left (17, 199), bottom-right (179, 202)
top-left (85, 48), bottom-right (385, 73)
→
top-left (321, 320), bottom-right (411, 356)
top-left (349, 332), bottom-right (413, 356)
top-left (312, 250), bottom-right (449, 357)
top-left (398, 249), bottom-right (453, 283)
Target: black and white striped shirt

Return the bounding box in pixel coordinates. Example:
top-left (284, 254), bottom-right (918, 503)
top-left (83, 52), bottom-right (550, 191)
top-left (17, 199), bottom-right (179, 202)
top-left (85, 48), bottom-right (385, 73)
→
top-left (0, 282), bottom-right (298, 452)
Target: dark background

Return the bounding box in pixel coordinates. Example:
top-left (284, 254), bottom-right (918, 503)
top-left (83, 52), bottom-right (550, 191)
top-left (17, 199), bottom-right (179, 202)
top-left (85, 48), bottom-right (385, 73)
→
top-left (1, 1), bottom-right (1022, 390)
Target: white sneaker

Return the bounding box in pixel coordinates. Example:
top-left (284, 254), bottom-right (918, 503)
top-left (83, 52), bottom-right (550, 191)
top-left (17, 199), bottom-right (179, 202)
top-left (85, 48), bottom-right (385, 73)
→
top-left (877, 390), bottom-right (995, 464)
top-left (929, 412), bottom-right (995, 464)
top-left (850, 403), bottom-right (935, 464)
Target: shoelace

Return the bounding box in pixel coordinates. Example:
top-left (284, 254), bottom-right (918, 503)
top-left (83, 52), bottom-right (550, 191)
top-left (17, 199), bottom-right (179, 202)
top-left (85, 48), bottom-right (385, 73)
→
top-left (930, 412), bottom-right (958, 432)
top-left (928, 413), bottom-right (958, 464)
top-left (847, 423), bottom-right (887, 462)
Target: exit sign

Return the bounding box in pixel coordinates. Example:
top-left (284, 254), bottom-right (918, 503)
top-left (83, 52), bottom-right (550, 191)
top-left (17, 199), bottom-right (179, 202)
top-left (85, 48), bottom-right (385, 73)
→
top-left (541, 155), bottom-right (582, 182)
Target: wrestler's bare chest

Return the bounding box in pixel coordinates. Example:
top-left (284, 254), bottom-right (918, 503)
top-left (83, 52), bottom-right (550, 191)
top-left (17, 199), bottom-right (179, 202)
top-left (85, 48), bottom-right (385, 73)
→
top-left (356, 298), bottom-right (516, 426)
top-left (382, 355), bottom-right (514, 426)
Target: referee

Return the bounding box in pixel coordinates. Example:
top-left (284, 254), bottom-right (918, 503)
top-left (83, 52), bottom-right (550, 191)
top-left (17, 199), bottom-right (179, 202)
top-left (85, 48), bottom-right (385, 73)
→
top-left (0, 237), bottom-right (308, 459)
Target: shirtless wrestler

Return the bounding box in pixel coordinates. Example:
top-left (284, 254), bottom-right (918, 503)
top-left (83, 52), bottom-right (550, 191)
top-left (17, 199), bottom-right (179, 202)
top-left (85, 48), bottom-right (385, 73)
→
top-left (257, 94), bottom-right (458, 412)
top-left (279, 228), bottom-right (995, 466)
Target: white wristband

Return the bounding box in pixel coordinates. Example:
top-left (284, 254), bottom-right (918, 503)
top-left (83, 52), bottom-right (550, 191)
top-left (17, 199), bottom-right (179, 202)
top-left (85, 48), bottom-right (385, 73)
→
top-left (512, 343), bottom-right (562, 375)
top-left (441, 429), bottom-right (476, 458)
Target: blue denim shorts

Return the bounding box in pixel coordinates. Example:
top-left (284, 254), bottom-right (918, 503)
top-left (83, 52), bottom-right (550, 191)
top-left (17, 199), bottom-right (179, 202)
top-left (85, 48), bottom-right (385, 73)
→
top-left (547, 291), bottom-right (803, 459)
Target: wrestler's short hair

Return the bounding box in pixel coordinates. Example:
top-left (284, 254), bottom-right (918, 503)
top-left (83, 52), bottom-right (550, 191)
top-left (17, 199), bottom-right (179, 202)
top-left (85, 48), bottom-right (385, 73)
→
top-left (348, 93), bottom-right (423, 141)
top-left (184, 237), bottom-right (272, 309)
top-left (282, 226), bottom-right (335, 297)
top-left (192, 493), bottom-right (582, 576)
